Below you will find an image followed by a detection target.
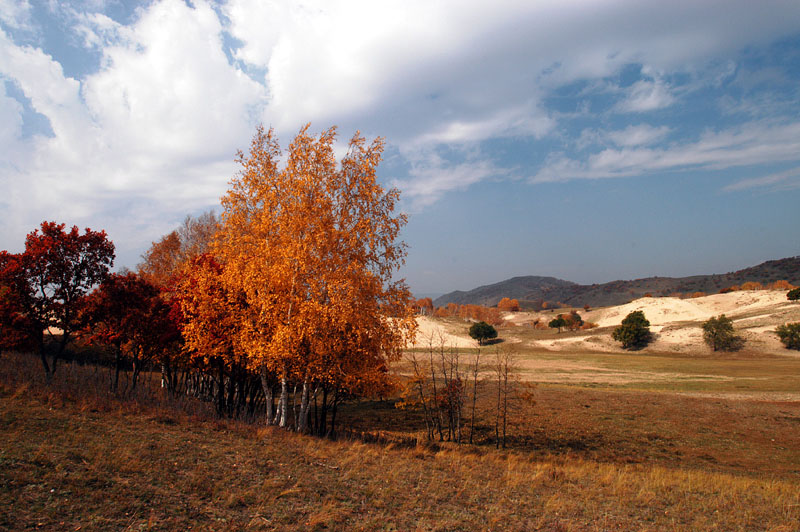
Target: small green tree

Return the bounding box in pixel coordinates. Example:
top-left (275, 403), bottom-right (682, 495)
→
top-left (469, 321), bottom-right (497, 345)
top-left (776, 323), bottom-right (800, 350)
top-left (701, 314), bottom-right (743, 351)
top-left (548, 316), bottom-right (567, 333)
top-left (612, 310), bottom-right (651, 349)
top-left (787, 287), bottom-right (800, 301)
top-left (563, 310), bottom-right (583, 331)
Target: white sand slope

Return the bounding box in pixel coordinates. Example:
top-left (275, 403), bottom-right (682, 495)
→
top-left (411, 316), bottom-right (478, 349)
top-left (410, 291), bottom-right (799, 355)
top-left (537, 290), bottom-right (799, 355)
top-left (594, 297), bottom-right (712, 327)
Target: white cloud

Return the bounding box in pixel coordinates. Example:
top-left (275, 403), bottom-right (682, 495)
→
top-left (2, 0), bottom-right (800, 262)
top-left (0, 1), bottom-right (267, 262)
top-left (0, 81), bottom-right (23, 147)
top-left (395, 153), bottom-right (506, 210)
top-left (83, 1), bottom-right (265, 163)
top-left (577, 124), bottom-right (672, 150)
top-left (221, 0), bottom-right (800, 164)
top-left (724, 167), bottom-right (800, 192)
top-left (532, 121), bottom-right (800, 183)
top-left (0, 0), bottom-right (32, 30)
top-left (615, 79), bottom-right (675, 112)
top-left (607, 124), bottom-right (671, 147)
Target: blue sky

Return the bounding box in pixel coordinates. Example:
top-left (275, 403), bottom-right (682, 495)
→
top-left (1, 1), bottom-right (799, 296)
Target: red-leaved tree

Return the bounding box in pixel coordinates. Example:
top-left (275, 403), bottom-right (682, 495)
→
top-left (82, 271), bottom-right (180, 391)
top-left (0, 222), bottom-right (114, 379)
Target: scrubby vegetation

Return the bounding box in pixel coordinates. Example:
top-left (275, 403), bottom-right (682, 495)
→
top-left (612, 310), bottom-right (652, 350)
top-left (776, 323), bottom-right (800, 350)
top-left (468, 321), bottom-right (497, 345)
top-left (701, 314), bottom-right (744, 352)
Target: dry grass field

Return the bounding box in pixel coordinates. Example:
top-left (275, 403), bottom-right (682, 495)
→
top-left (2, 293), bottom-right (799, 531)
top-left (2, 348), bottom-right (799, 531)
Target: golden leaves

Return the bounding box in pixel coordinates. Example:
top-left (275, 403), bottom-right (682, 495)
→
top-left (190, 125), bottom-right (416, 394)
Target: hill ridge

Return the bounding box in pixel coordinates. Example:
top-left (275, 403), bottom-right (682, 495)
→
top-left (433, 256), bottom-right (800, 309)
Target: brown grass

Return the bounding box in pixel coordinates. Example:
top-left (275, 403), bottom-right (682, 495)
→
top-left (1, 352), bottom-right (799, 531)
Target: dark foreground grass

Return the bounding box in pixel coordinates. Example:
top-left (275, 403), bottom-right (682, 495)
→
top-left (340, 382), bottom-right (800, 481)
top-left (1, 354), bottom-right (799, 531)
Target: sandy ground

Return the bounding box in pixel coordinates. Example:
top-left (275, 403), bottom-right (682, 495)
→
top-left (416, 291), bottom-right (798, 355)
top-left (408, 292), bottom-right (800, 399)
top-left (527, 291), bottom-right (799, 356)
top-left (411, 316), bottom-right (478, 349)
top-left (593, 290), bottom-right (793, 327)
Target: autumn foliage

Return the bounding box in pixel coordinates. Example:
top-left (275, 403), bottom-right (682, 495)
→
top-left (196, 125), bottom-right (415, 433)
top-left (497, 297), bottom-right (520, 312)
top-left (414, 297), bottom-right (434, 316)
top-left (2, 126), bottom-right (415, 438)
top-left (719, 280), bottom-right (796, 294)
top-left (82, 271), bottom-right (180, 391)
top-left (433, 303), bottom-right (503, 325)
top-left (0, 222), bottom-right (115, 378)
top-left (138, 212), bottom-right (218, 288)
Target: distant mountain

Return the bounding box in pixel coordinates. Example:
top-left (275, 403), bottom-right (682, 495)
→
top-left (433, 276), bottom-right (577, 307)
top-left (433, 256), bottom-right (800, 309)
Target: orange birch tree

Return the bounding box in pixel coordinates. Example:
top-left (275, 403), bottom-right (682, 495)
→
top-left (214, 125), bottom-right (415, 434)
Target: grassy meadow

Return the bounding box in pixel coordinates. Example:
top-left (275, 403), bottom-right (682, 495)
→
top-left (2, 326), bottom-right (800, 531)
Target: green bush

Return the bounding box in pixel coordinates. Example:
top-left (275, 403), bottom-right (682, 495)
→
top-left (701, 314), bottom-right (744, 351)
top-left (776, 323), bottom-right (800, 350)
top-left (469, 321), bottom-right (497, 345)
top-left (612, 310), bottom-right (651, 350)
top-left (787, 287), bottom-right (800, 301)
top-left (548, 316), bottom-right (567, 332)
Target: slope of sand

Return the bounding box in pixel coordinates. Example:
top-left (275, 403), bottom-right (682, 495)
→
top-left (536, 290), bottom-right (798, 355)
top-left (593, 290), bottom-right (793, 327)
top-left (411, 316), bottom-right (477, 349)
top-left (410, 291), bottom-right (798, 355)
top-left (594, 297), bottom-right (713, 327)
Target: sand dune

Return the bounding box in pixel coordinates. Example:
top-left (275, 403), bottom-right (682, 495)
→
top-left (413, 290), bottom-right (799, 356)
top-left (411, 316), bottom-right (478, 349)
top-left (540, 290), bottom-right (799, 355)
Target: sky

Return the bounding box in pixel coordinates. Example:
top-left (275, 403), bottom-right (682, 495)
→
top-left (1, 0), bottom-right (799, 297)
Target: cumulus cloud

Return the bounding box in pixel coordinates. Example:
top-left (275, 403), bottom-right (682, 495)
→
top-left (0, 0), bottom-right (32, 30)
top-left (2, 0), bottom-right (800, 263)
top-left (0, 82), bottom-right (23, 147)
top-left (0, 1), bottom-right (267, 262)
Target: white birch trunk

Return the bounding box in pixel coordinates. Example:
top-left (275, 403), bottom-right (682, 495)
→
top-left (297, 381), bottom-right (312, 433)
top-left (277, 377), bottom-right (288, 428)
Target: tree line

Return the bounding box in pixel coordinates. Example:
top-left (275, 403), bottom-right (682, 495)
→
top-left (0, 125), bottom-right (416, 437)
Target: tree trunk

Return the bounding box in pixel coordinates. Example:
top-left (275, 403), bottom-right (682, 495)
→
top-left (329, 391), bottom-right (339, 439)
top-left (429, 350), bottom-right (444, 441)
top-left (260, 367), bottom-right (274, 425)
top-left (469, 348), bottom-right (480, 444)
top-left (216, 361), bottom-right (226, 416)
top-left (277, 377), bottom-right (288, 428)
top-left (297, 381), bottom-right (311, 433)
top-left (40, 347), bottom-right (52, 383)
top-left (113, 345), bottom-right (122, 392)
top-left (319, 387), bottom-right (328, 437)
top-left (53, 331), bottom-right (70, 375)
top-left (161, 361), bottom-right (172, 394)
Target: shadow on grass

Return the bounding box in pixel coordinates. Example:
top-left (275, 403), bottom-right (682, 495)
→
top-left (479, 338), bottom-right (505, 346)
